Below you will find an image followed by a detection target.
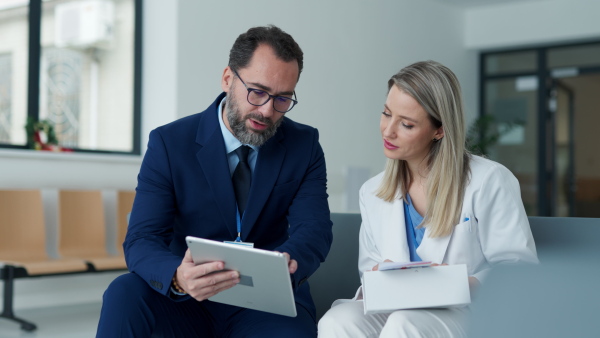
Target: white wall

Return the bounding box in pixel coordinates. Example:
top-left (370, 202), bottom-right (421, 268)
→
top-left (174, 0), bottom-right (478, 212)
top-left (141, 0), bottom-right (178, 150)
top-left (465, 0), bottom-right (600, 50)
top-left (0, 0), bottom-right (477, 208)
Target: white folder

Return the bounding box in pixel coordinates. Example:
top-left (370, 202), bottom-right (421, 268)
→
top-left (362, 264), bottom-right (471, 315)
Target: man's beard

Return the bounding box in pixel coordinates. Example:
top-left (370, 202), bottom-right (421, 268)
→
top-left (225, 90), bottom-right (283, 147)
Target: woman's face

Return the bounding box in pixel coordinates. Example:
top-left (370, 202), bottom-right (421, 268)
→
top-left (380, 85), bottom-right (443, 164)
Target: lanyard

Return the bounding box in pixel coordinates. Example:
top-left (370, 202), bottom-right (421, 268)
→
top-left (235, 209), bottom-right (243, 242)
top-left (225, 208), bottom-right (253, 247)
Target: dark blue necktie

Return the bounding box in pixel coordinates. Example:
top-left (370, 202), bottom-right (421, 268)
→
top-left (232, 145), bottom-right (251, 215)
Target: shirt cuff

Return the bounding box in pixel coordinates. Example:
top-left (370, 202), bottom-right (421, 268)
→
top-left (170, 285), bottom-right (187, 297)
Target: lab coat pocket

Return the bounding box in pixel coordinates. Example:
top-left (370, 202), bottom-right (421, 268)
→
top-left (454, 216), bottom-right (476, 234)
top-left (451, 216), bottom-right (483, 269)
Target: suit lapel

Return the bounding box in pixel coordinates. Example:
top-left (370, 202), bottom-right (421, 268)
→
top-left (240, 129), bottom-right (286, 239)
top-left (195, 93), bottom-right (237, 239)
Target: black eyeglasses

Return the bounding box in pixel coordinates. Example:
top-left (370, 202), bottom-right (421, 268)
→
top-left (232, 69), bottom-right (298, 113)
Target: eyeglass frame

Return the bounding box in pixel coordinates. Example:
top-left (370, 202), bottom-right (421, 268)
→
top-left (231, 68), bottom-right (299, 113)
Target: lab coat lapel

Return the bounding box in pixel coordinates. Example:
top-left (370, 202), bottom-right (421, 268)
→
top-left (417, 224), bottom-right (453, 264)
top-left (381, 197), bottom-right (412, 263)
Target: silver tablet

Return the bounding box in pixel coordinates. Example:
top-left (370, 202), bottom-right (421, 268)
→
top-left (185, 236), bottom-right (297, 317)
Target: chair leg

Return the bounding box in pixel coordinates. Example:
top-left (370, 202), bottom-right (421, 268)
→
top-left (1, 266), bottom-right (37, 331)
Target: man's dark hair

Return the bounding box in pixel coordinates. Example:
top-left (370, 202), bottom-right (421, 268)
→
top-left (229, 25), bottom-right (303, 77)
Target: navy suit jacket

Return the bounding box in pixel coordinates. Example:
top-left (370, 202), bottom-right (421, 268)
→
top-left (124, 93), bottom-right (333, 317)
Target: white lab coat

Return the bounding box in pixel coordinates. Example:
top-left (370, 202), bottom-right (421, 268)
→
top-left (318, 156), bottom-right (539, 337)
top-left (358, 155), bottom-right (539, 284)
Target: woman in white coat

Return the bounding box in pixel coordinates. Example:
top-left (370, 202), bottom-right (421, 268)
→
top-left (317, 61), bottom-right (538, 337)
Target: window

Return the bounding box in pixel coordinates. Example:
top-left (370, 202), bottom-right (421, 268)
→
top-left (484, 50), bottom-right (537, 76)
top-left (0, 0), bottom-right (141, 154)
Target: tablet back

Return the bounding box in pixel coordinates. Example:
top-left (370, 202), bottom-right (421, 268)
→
top-left (185, 236), bottom-right (297, 317)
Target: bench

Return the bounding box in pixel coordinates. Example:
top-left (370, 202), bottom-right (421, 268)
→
top-left (471, 217), bottom-right (600, 337)
top-left (0, 189), bottom-right (134, 331)
top-left (309, 213), bottom-right (600, 321)
top-left (4, 205), bottom-right (597, 331)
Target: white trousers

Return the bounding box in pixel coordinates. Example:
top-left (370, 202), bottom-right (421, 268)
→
top-left (317, 300), bottom-right (468, 338)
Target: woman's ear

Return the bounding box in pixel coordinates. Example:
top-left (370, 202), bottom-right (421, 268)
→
top-left (433, 126), bottom-right (444, 141)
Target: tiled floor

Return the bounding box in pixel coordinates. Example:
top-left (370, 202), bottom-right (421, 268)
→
top-left (0, 302), bottom-right (101, 338)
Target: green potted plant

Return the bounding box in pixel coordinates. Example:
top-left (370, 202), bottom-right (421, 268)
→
top-left (466, 115), bottom-right (522, 156)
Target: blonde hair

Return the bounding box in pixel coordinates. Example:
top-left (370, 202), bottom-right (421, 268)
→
top-left (377, 60), bottom-right (471, 237)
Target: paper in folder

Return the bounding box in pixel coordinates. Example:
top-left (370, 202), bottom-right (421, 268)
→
top-left (377, 261), bottom-right (432, 270)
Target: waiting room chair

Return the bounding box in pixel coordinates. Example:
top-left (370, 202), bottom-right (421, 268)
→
top-left (116, 190), bottom-right (135, 255)
top-left (0, 190), bottom-right (89, 331)
top-left (58, 190), bottom-right (127, 271)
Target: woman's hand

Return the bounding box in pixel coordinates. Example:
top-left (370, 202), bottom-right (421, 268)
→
top-left (468, 276), bottom-right (480, 298)
top-left (372, 259), bottom-right (393, 271)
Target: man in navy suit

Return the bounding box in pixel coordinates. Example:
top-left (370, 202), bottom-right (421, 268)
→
top-left (96, 25), bottom-right (332, 337)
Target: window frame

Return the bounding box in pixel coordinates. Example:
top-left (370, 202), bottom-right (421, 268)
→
top-left (0, 0), bottom-right (142, 155)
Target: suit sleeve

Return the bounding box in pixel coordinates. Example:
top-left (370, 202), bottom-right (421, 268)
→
top-left (123, 128), bottom-right (183, 296)
top-left (274, 129), bottom-right (333, 290)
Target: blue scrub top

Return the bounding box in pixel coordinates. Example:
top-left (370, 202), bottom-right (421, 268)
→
top-left (403, 194), bottom-right (426, 262)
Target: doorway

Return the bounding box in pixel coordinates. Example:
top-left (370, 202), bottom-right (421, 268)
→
top-left (480, 41), bottom-right (600, 217)
top-left (558, 74), bottom-right (600, 217)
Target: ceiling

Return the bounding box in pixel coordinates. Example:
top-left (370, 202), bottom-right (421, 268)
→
top-left (432, 0), bottom-right (548, 8)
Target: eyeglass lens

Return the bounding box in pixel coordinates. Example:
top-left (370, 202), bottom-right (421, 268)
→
top-left (247, 90), bottom-right (295, 113)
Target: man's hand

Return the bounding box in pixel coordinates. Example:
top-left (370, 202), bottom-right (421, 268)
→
top-left (174, 249), bottom-right (240, 301)
top-left (279, 252), bottom-right (298, 274)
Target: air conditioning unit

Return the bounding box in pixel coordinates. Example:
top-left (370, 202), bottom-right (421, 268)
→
top-left (54, 0), bottom-right (115, 49)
